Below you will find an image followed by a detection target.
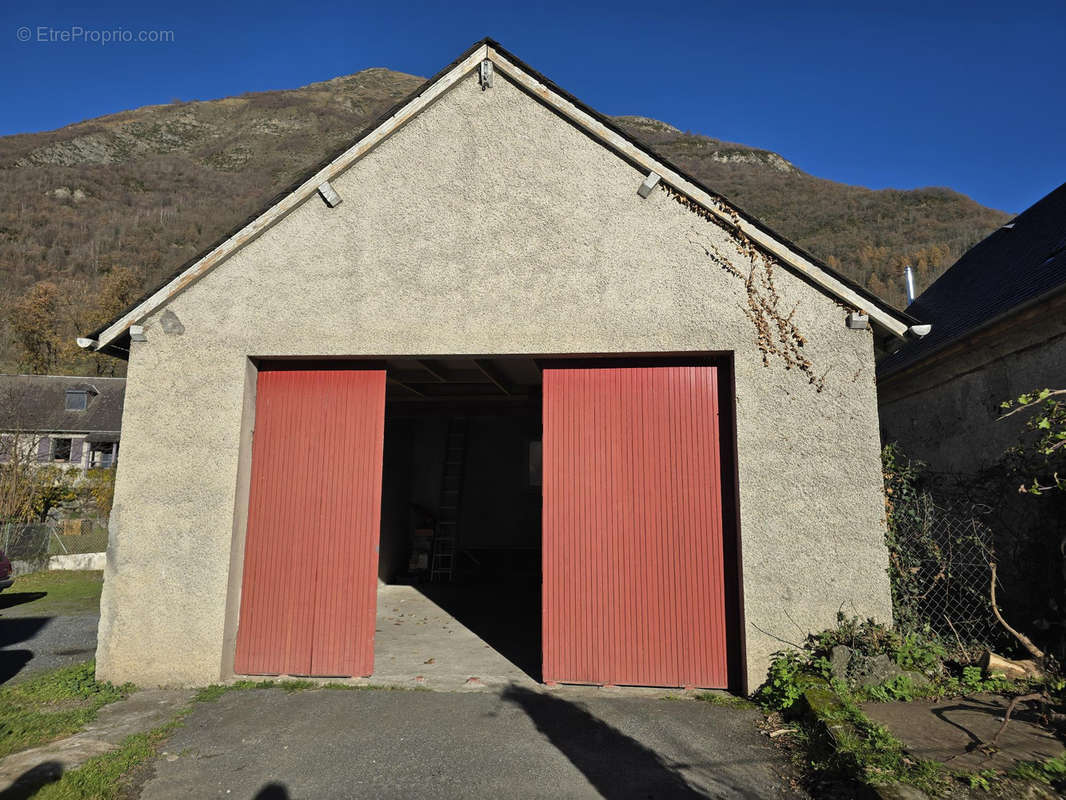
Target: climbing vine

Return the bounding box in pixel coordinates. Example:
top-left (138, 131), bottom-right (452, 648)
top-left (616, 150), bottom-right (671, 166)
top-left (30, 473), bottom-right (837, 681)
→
top-left (999, 388), bottom-right (1066, 495)
top-left (663, 185), bottom-right (826, 391)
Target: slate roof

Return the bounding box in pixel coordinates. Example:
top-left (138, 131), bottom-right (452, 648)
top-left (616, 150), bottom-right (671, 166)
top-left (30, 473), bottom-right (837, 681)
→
top-left (879, 181), bottom-right (1066, 378)
top-left (0, 375), bottom-right (125, 436)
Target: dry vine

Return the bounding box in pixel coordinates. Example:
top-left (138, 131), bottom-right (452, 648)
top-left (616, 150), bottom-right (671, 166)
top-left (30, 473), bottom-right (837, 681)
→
top-left (664, 185), bottom-right (826, 391)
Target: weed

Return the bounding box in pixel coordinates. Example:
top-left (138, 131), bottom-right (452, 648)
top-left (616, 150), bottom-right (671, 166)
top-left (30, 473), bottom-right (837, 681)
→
top-left (865, 674), bottom-right (918, 703)
top-left (755, 651), bottom-right (806, 711)
top-left (193, 678), bottom-right (425, 703)
top-left (815, 686), bottom-right (950, 795)
top-left (1010, 752), bottom-right (1066, 786)
top-left (692, 692), bottom-right (755, 709)
top-left (961, 769), bottom-right (997, 791)
top-left (193, 679), bottom-right (314, 701)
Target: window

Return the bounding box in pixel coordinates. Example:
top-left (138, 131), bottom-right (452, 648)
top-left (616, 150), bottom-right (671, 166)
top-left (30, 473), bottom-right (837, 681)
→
top-left (90, 442), bottom-right (116, 468)
top-left (52, 438), bottom-right (72, 462)
top-left (65, 390), bottom-right (88, 411)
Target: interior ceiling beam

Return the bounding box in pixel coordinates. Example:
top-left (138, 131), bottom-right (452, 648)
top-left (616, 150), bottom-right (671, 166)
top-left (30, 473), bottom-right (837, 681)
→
top-left (387, 377), bottom-right (425, 397)
top-left (473, 359), bottom-right (512, 395)
top-left (415, 360), bottom-right (448, 382)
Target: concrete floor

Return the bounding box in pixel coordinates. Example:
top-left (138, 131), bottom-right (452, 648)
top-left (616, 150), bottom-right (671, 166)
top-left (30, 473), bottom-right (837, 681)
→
top-left (369, 582), bottom-right (540, 690)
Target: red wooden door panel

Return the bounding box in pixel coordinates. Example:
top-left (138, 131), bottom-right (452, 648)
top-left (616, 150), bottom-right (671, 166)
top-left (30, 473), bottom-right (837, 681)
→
top-left (542, 366), bottom-right (729, 688)
top-left (234, 369), bottom-right (386, 677)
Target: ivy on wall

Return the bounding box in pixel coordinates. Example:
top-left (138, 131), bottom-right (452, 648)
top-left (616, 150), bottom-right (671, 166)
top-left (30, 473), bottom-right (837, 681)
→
top-left (664, 185), bottom-right (826, 391)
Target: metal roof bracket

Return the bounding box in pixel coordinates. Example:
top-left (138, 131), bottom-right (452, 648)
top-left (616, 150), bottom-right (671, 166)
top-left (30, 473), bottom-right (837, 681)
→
top-left (317, 181), bottom-right (343, 208)
top-left (637, 172), bottom-right (661, 199)
top-left (479, 60), bottom-right (494, 90)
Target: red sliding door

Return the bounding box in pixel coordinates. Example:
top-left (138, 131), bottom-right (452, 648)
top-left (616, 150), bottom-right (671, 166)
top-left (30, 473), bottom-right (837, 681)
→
top-left (234, 368), bottom-right (386, 677)
top-left (542, 366), bottom-right (729, 688)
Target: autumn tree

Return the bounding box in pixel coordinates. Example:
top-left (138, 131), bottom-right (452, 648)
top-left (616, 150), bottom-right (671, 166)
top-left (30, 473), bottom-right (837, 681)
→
top-left (95, 266), bottom-right (142, 324)
top-left (10, 282), bottom-right (66, 374)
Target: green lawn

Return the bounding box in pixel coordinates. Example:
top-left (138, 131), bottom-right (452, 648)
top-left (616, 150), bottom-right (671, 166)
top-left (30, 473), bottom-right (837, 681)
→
top-left (0, 570), bottom-right (104, 617)
top-left (0, 662), bottom-right (131, 760)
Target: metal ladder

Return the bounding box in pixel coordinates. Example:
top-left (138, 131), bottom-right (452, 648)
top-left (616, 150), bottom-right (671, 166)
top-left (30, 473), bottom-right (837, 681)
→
top-left (430, 418), bottom-right (467, 582)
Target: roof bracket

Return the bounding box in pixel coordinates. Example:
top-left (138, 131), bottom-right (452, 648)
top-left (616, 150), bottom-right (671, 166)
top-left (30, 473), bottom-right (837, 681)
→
top-left (637, 171), bottom-right (661, 199)
top-left (317, 181), bottom-right (343, 208)
top-left (846, 312), bottom-right (869, 330)
top-left (479, 60), bottom-right (494, 90)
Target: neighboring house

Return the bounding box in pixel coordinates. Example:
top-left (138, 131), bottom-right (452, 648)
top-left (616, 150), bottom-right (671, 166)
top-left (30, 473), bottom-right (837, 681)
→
top-left (0, 375), bottom-right (125, 471)
top-left (879, 181), bottom-right (1066, 473)
top-left (80, 40), bottom-right (922, 692)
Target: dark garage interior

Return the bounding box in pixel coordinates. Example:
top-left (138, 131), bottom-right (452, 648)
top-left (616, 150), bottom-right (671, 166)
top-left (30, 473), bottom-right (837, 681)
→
top-left (377, 357), bottom-right (545, 679)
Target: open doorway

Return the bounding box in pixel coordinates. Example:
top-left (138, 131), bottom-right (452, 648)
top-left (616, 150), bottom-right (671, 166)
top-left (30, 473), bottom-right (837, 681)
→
top-left (377, 358), bottom-right (544, 682)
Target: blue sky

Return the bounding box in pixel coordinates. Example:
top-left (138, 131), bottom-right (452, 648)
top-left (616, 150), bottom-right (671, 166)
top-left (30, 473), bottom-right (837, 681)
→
top-left (2, 0), bottom-right (1063, 213)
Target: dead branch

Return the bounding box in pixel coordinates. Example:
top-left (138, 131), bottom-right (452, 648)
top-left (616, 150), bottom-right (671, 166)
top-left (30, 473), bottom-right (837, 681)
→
top-left (943, 614), bottom-right (970, 662)
top-left (987, 692), bottom-right (1044, 750)
top-left (989, 562), bottom-right (1045, 661)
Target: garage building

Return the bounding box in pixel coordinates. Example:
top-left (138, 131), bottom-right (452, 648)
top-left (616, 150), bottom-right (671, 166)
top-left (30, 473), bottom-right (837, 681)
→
top-left (83, 40), bottom-right (920, 693)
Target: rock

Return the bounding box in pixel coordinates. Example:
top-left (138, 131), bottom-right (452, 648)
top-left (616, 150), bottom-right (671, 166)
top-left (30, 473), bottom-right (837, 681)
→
top-left (859, 654), bottom-right (930, 689)
top-left (861, 654), bottom-right (897, 687)
top-left (829, 645), bottom-right (853, 681)
top-left (872, 783), bottom-right (932, 799)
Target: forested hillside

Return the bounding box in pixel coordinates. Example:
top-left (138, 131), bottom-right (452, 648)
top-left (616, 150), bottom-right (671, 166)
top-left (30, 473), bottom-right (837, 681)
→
top-left (0, 70), bottom-right (1009, 375)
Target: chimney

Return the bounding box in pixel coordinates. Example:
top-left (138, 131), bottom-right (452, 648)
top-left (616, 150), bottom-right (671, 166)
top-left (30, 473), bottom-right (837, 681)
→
top-left (904, 266), bottom-right (916, 305)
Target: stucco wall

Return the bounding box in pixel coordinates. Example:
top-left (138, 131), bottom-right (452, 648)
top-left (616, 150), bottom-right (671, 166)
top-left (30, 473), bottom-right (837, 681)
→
top-left (880, 300), bottom-right (1066, 474)
top-left (96, 69), bottom-right (893, 692)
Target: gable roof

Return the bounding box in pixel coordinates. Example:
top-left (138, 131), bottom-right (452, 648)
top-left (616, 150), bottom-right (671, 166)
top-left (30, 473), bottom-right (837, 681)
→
top-left (0, 375), bottom-right (125, 437)
top-left (81, 38), bottom-right (919, 356)
top-left (879, 180), bottom-right (1066, 379)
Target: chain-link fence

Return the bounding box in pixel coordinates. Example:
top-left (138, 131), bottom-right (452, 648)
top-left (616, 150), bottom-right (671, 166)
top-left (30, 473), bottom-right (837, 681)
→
top-left (888, 495), bottom-right (1004, 656)
top-left (1, 519), bottom-right (109, 564)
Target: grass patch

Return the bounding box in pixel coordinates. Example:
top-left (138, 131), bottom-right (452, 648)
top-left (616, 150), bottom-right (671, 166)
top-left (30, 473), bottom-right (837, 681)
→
top-left (0, 662), bottom-right (132, 759)
top-left (1010, 752), bottom-right (1066, 786)
top-left (193, 678), bottom-right (428, 703)
top-left (693, 691), bottom-right (756, 709)
top-left (32, 717), bottom-right (185, 800)
top-left (193, 678), bottom-right (316, 702)
top-left (817, 691), bottom-right (949, 794)
top-left (0, 570), bottom-right (103, 617)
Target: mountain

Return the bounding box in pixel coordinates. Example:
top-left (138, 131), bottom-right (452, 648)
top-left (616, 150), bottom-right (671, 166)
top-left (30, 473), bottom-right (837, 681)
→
top-left (0, 69), bottom-right (1009, 375)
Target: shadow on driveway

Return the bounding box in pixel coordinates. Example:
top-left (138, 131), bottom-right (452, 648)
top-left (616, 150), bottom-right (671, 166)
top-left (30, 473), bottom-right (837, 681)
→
top-left (0, 615), bottom-right (99, 685)
top-left (0, 760), bottom-right (63, 799)
top-left (0, 618), bottom-right (50, 685)
top-left (0, 593), bottom-right (47, 613)
top-left (253, 784), bottom-right (290, 799)
top-left (501, 685), bottom-right (709, 798)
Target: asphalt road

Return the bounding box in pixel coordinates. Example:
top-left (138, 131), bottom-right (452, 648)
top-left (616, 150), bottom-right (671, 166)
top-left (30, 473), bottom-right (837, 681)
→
top-left (0, 582), bottom-right (100, 684)
top-left (0, 613), bottom-right (99, 683)
top-left (139, 687), bottom-right (806, 799)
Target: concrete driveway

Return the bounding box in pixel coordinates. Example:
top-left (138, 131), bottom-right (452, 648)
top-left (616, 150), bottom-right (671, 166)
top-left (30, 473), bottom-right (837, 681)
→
top-left (139, 686), bottom-right (805, 799)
